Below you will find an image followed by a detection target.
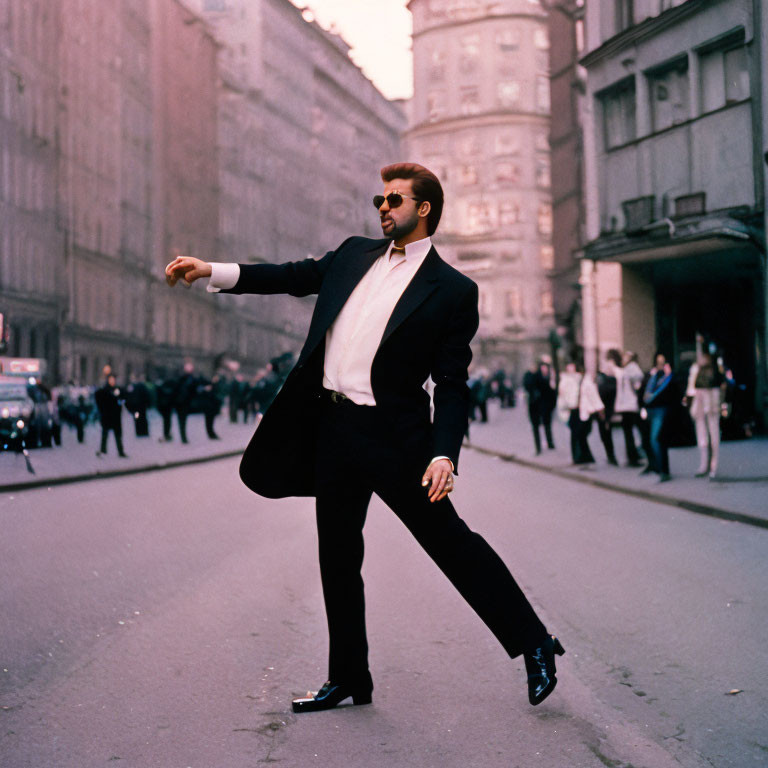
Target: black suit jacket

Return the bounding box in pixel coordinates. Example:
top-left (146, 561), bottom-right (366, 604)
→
top-left (222, 236), bottom-right (479, 499)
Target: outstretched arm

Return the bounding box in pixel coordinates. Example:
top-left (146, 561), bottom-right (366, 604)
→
top-left (165, 240), bottom-right (349, 297)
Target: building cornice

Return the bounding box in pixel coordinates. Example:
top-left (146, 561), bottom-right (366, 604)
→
top-left (411, 11), bottom-right (548, 40)
top-left (579, 0), bottom-right (708, 69)
top-left (406, 110), bottom-right (549, 137)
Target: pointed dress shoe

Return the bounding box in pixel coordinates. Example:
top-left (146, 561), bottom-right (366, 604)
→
top-left (292, 680), bottom-right (373, 713)
top-left (524, 635), bottom-right (565, 706)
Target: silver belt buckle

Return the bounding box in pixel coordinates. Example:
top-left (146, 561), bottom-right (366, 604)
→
top-left (330, 390), bottom-right (347, 404)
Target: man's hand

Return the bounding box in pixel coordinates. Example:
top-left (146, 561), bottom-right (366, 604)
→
top-left (165, 255), bottom-right (212, 287)
top-left (422, 458), bottom-right (454, 503)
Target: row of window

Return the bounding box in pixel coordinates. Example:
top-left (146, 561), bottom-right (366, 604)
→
top-left (428, 26), bottom-right (549, 80)
top-left (458, 244), bottom-right (554, 270)
top-left (477, 286), bottom-right (554, 320)
top-left (601, 39), bottom-right (749, 150)
top-left (447, 157), bottom-right (550, 188)
top-left (427, 74), bottom-right (550, 121)
top-left (451, 200), bottom-right (553, 236)
top-left (422, 130), bottom-right (549, 164)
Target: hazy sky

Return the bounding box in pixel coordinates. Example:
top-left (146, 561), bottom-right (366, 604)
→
top-left (290, 0), bottom-right (414, 100)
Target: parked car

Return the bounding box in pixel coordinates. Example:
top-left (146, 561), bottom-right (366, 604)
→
top-left (0, 377), bottom-right (34, 451)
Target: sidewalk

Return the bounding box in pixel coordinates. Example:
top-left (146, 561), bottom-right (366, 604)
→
top-left (465, 400), bottom-right (768, 527)
top-left (3, 402), bottom-right (766, 526)
top-left (0, 412), bottom-right (253, 492)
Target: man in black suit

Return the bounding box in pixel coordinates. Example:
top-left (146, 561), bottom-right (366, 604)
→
top-left (165, 163), bottom-right (564, 711)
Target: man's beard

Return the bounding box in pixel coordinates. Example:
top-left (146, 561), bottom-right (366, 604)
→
top-left (382, 212), bottom-right (419, 241)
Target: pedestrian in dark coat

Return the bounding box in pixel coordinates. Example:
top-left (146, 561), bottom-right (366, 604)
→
top-left (155, 376), bottom-right (176, 441)
top-left (94, 375), bottom-right (128, 457)
top-left (125, 376), bottom-right (151, 438)
top-left (523, 362), bottom-right (556, 454)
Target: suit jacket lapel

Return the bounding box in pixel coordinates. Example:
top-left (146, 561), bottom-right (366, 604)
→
top-left (298, 238), bottom-right (389, 366)
top-left (379, 246), bottom-right (440, 348)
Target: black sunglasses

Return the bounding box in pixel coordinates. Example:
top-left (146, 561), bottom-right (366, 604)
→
top-left (373, 192), bottom-right (420, 210)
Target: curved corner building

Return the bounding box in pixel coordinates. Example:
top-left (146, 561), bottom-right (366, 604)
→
top-left (406, 0), bottom-right (555, 376)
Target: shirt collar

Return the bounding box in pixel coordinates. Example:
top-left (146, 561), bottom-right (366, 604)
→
top-left (386, 236), bottom-right (432, 263)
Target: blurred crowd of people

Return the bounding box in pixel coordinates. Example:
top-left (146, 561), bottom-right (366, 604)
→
top-left (49, 356), bottom-right (295, 458)
top-left (524, 338), bottom-right (754, 482)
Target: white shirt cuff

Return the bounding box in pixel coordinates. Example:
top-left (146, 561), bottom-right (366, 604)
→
top-left (207, 263), bottom-right (240, 293)
top-left (429, 456), bottom-right (455, 473)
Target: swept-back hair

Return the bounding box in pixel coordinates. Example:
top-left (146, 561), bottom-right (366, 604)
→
top-left (380, 162), bottom-right (444, 236)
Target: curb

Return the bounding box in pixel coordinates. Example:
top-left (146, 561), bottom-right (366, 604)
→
top-left (467, 443), bottom-right (768, 531)
top-left (0, 449), bottom-right (243, 494)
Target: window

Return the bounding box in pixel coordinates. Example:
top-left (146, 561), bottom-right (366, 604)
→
top-left (575, 19), bottom-right (585, 53)
top-left (536, 157), bottom-right (550, 187)
top-left (501, 248), bottom-right (522, 262)
top-left (600, 78), bottom-right (636, 149)
top-left (496, 161), bottom-right (521, 184)
top-left (458, 134), bottom-right (479, 156)
top-left (496, 29), bottom-right (519, 52)
top-left (427, 90), bottom-right (445, 121)
top-left (499, 200), bottom-right (521, 226)
top-left (461, 164), bottom-right (479, 185)
top-left (460, 86), bottom-right (481, 115)
top-left (468, 202), bottom-right (495, 234)
top-left (495, 132), bottom-right (520, 155)
top-left (700, 44), bottom-right (749, 113)
top-left (541, 290), bottom-right (554, 315)
top-left (506, 287), bottom-right (522, 317)
top-left (430, 48), bottom-right (446, 79)
top-left (538, 203), bottom-right (553, 236)
top-left (479, 290), bottom-right (491, 318)
top-left (540, 245), bottom-right (554, 270)
top-left (536, 74), bottom-right (550, 112)
top-left (648, 58), bottom-right (689, 131)
top-left (615, 0), bottom-right (634, 33)
top-left (498, 80), bottom-right (521, 108)
top-left (533, 28), bottom-right (549, 50)
top-left (460, 34), bottom-right (480, 72)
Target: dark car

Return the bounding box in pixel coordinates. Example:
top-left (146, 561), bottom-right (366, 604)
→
top-left (0, 377), bottom-right (34, 451)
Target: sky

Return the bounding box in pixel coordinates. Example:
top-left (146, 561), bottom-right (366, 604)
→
top-left (289, 0), bottom-right (414, 100)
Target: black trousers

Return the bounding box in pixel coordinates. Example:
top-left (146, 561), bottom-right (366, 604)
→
top-left (619, 412), bottom-right (642, 464)
top-left (568, 410), bottom-right (595, 464)
top-left (314, 395), bottom-right (548, 686)
top-left (100, 422), bottom-right (125, 455)
top-left (528, 406), bottom-right (554, 453)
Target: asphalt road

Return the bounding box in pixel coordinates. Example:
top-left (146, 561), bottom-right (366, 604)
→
top-left (1, 449), bottom-right (766, 768)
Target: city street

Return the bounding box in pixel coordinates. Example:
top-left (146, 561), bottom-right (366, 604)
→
top-left (2, 448), bottom-right (766, 768)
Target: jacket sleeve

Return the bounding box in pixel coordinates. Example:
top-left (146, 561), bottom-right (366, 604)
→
top-left (430, 281), bottom-right (479, 474)
top-left (222, 238), bottom-right (353, 297)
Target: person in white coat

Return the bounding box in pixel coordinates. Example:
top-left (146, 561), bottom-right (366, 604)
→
top-left (557, 361), bottom-right (604, 465)
top-left (685, 352), bottom-right (725, 478)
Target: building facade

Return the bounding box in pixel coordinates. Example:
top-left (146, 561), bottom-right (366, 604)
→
top-left (547, 0), bottom-right (587, 357)
top-left (1, 0), bottom-right (403, 385)
top-left (406, 0), bottom-right (555, 377)
top-left (0, 0), bottom-right (65, 379)
top-left (187, 0), bottom-right (405, 366)
top-left (579, 0), bottom-right (767, 424)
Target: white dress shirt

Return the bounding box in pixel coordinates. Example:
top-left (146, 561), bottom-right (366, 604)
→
top-left (207, 237), bottom-right (454, 471)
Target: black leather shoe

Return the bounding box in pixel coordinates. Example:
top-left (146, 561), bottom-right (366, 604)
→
top-left (292, 680), bottom-right (373, 713)
top-left (524, 635), bottom-right (565, 706)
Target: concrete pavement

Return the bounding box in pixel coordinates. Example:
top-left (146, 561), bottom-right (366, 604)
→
top-left (0, 412), bottom-right (252, 492)
top-left (465, 400), bottom-right (768, 527)
top-left (2, 401), bottom-right (766, 528)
